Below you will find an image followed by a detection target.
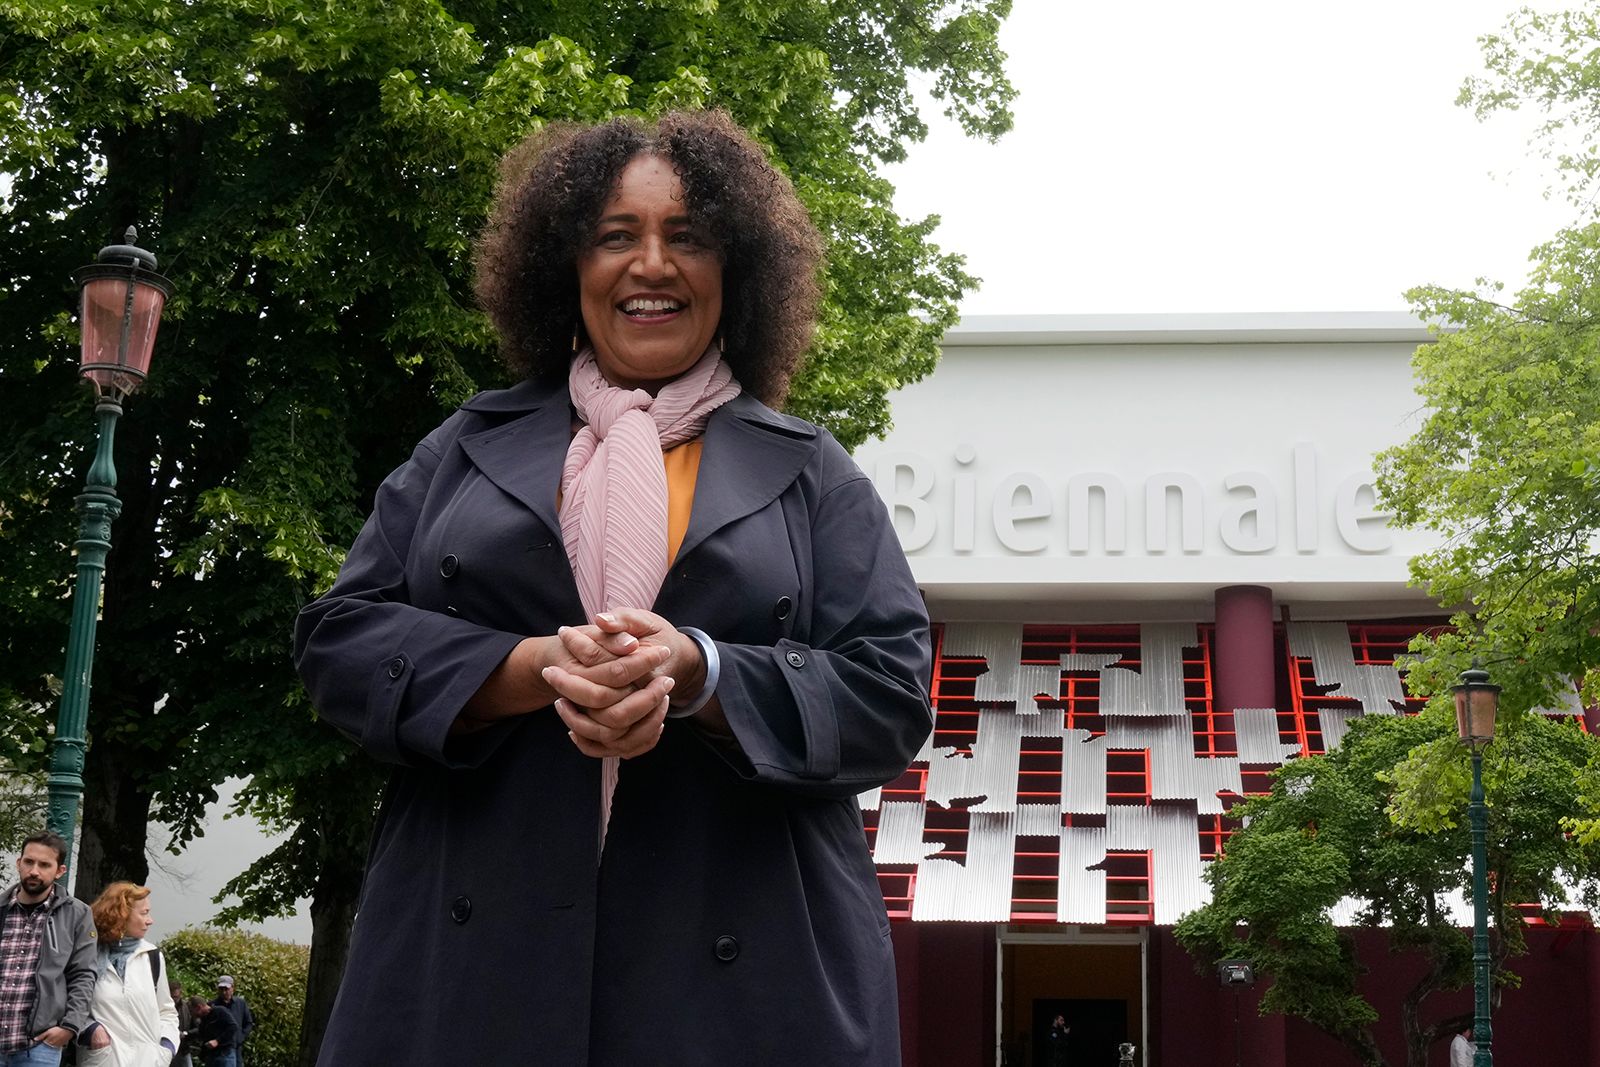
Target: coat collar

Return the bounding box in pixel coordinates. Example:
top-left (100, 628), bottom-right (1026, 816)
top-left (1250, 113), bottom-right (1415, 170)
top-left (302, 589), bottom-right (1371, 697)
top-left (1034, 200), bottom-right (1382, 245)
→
top-left (456, 380), bottom-right (818, 562)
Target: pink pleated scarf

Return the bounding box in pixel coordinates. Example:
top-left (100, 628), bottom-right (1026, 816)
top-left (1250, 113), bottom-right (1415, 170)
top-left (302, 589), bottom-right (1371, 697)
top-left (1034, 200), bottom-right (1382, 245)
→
top-left (559, 344), bottom-right (741, 851)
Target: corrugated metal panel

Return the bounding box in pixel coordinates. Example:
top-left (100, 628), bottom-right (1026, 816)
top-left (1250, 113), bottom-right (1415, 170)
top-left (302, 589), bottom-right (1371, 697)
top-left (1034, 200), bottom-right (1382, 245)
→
top-left (873, 801), bottom-right (939, 864)
top-left (1288, 621), bottom-right (1406, 715)
top-left (1100, 622), bottom-right (1199, 717)
top-left (1057, 825), bottom-right (1109, 923)
top-left (1107, 805), bottom-right (1208, 924)
top-left (1104, 718), bottom-right (1239, 814)
top-left (943, 621), bottom-right (1061, 710)
top-left (1060, 729), bottom-right (1108, 816)
top-left (926, 709), bottom-right (1024, 813)
top-left (912, 811), bottom-right (1016, 921)
top-left (1235, 707), bottom-right (1299, 765)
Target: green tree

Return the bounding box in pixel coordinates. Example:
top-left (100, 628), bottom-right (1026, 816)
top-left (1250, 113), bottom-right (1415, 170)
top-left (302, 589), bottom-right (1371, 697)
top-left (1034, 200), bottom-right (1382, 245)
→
top-left (0, 1), bottom-right (1014, 1061)
top-left (1175, 709), bottom-right (1600, 1067)
top-left (1373, 0), bottom-right (1600, 848)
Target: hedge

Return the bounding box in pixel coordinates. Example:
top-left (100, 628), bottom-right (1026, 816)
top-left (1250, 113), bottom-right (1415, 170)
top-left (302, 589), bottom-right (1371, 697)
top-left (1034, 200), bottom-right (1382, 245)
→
top-left (160, 927), bottom-right (308, 1067)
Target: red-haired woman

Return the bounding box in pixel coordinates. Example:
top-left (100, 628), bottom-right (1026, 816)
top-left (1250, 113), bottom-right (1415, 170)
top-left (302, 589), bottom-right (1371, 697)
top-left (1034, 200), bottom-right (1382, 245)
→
top-left (77, 883), bottom-right (178, 1067)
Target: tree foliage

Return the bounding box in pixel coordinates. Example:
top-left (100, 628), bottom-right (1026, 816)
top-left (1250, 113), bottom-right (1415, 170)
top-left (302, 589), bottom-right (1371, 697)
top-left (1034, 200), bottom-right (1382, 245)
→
top-left (1, 0), bottom-right (1014, 1060)
top-left (1175, 708), bottom-right (1600, 1067)
top-left (1373, 1), bottom-right (1600, 836)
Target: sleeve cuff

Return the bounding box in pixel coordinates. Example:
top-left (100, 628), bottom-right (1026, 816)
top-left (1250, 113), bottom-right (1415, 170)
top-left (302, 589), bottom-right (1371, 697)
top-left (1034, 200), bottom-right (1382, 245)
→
top-left (667, 627), bottom-right (719, 719)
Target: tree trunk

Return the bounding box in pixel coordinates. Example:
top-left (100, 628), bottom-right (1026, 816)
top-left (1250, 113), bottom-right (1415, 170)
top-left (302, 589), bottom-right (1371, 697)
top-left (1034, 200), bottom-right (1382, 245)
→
top-left (73, 735), bottom-right (152, 899)
top-left (296, 833), bottom-right (364, 1067)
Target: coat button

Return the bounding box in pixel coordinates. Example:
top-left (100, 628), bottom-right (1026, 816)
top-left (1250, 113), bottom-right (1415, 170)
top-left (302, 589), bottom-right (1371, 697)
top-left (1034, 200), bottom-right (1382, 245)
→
top-left (450, 896), bottom-right (471, 924)
top-left (713, 935), bottom-right (739, 962)
top-left (439, 554), bottom-right (459, 578)
top-left (387, 657), bottom-right (405, 679)
top-left (785, 650), bottom-right (805, 669)
top-left (445, 605), bottom-right (459, 617)
top-left (774, 596), bottom-right (792, 621)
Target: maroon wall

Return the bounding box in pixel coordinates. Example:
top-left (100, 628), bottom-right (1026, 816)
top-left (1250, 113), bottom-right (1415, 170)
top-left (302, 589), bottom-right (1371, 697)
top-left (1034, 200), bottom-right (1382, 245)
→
top-left (894, 922), bottom-right (996, 1067)
top-left (1153, 925), bottom-right (1593, 1066)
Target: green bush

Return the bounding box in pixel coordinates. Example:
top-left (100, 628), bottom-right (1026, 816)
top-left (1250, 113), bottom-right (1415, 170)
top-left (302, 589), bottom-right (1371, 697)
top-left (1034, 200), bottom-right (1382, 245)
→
top-left (160, 927), bottom-right (308, 1067)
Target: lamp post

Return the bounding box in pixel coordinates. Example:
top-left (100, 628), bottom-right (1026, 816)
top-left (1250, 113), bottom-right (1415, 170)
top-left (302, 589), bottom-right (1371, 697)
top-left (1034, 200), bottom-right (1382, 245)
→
top-left (1453, 664), bottom-right (1500, 1067)
top-left (44, 226), bottom-right (171, 874)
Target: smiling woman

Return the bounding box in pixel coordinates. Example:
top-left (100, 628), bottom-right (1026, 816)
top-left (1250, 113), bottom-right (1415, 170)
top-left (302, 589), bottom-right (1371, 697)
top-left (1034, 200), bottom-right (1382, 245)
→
top-left (576, 156), bottom-right (725, 390)
top-left (294, 110), bottom-right (933, 1066)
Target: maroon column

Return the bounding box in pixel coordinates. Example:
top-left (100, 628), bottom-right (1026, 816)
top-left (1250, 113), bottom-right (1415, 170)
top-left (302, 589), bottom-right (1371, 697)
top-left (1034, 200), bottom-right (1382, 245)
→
top-left (1214, 585), bottom-right (1275, 716)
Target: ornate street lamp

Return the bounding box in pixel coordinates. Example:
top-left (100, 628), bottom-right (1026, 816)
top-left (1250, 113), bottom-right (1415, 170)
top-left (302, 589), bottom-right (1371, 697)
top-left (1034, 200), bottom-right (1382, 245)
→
top-left (45, 227), bottom-right (172, 873)
top-left (1453, 664), bottom-right (1500, 1067)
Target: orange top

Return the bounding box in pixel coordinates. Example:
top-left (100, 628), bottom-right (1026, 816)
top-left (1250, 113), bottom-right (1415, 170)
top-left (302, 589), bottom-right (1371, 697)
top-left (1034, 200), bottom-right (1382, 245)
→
top-left (663, 439), bottom-right (703, 564)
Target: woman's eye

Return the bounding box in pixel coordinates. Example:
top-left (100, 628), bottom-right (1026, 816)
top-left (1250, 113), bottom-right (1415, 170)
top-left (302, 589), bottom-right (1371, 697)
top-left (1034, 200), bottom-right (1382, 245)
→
top-left (597, 230), bottom-right (632, 246)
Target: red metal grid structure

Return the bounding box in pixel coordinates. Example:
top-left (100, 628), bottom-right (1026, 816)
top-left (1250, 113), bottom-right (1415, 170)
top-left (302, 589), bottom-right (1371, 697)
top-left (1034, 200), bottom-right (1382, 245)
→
top-left (865, 624), bottom-right (1217, 923)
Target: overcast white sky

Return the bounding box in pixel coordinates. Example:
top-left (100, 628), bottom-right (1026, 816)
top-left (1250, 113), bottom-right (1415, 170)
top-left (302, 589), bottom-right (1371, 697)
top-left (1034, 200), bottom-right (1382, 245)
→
top-left (145, 0), bottom-right (1591, 945)
top-left (887, 0), bottom-right (1580, 316)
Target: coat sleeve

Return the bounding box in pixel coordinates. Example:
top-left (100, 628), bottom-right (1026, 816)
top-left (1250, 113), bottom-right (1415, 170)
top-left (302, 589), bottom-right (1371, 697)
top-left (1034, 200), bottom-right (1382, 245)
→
top-left (294, 425), bottom-right (526, 769)
top-left (61, 903), bottom-right (98, 1034)
top-left (711, 461), bottom-right (932, 799)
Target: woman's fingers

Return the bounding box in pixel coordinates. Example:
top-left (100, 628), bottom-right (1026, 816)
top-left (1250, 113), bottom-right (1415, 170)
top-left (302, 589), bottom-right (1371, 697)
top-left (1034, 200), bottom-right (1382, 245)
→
top-left (556, 687), bottom-right (672, 759)
top-left (542, 646), bottom-right (667, 705)
top-left (554, 677), bottom-right (674, 740)
top-left (557, 624), bottom-right (638, 666)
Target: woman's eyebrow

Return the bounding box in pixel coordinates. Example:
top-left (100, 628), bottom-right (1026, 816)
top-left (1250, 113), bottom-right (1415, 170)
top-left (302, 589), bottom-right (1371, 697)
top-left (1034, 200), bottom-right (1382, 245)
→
top-left (596, 212), bottom-right (694, 225)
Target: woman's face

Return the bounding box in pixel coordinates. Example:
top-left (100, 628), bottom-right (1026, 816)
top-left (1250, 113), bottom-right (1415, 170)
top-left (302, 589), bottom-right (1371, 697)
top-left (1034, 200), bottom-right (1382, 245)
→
top-left (125, 897), bottom-right (153, 940)
top-left (577, 154), bottom-right (724, 390)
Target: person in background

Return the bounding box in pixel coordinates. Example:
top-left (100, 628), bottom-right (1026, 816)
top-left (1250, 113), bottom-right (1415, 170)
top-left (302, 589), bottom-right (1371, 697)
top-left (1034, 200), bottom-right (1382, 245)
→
top-left (1045, 1014), bottom-right (1071, 1067)
top-left (77, 882), bottom-right (179, 1067)
top-left (0, 832), bottom-right (96, 1065)
top-left (208, 978), bottom-right (251, 1066)
top-left (1450, 1027), bottom-right (1476, 1067)
top-left (187, 999), bottom-right (238, 1067)
top-left (170, 981), bottom-right (193, 1067)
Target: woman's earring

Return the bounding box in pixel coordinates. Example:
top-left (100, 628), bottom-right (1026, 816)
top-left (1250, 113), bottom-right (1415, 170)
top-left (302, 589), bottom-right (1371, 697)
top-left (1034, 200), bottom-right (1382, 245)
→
top-left (572, 323), bottom-right (581, 354)
top-left (717, 334), bottom-right (725, 356)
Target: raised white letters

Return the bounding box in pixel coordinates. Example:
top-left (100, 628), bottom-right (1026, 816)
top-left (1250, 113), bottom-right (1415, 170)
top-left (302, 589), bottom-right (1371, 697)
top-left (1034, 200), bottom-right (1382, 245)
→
top-left (992, 472), bottom-right (1052, 553)
top-left (1218, 473), bottom-right (1277, 554)
top-left (871, 445), bottom-right (1394, 558)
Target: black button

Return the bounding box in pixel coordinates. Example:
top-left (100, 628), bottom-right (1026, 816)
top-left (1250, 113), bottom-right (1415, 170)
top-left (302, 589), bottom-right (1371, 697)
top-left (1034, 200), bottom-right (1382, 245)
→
top-left (445, 605), bottom-right (459, 617)
top-left (713, 935), bottom-right (739, 962)
top-left (439, 554), bottom-right (459, 578)
top-left (387, 657), bottom-right (405, 679)
top-left (774, 596), bottom-right (792, 621)
top-left (785, 650), bottom-right (805, 669)
top-left (450, 896), bottom-right (471, 924)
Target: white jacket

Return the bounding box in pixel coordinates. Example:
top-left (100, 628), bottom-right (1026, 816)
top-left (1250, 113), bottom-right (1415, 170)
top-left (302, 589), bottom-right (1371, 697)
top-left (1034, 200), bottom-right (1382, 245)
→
top-left (80, 940), bottom-right (181, 1067)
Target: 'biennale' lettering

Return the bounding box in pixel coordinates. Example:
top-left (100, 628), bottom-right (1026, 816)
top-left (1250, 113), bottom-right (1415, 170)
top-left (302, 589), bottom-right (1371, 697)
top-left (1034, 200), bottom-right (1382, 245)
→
top-left (875, 441), bottom-right (1392, 556)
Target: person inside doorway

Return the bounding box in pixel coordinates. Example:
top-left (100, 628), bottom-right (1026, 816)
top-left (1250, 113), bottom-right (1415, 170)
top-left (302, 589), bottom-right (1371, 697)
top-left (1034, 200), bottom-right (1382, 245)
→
top-left (1046, 1014), bottom-right (1071, 1066)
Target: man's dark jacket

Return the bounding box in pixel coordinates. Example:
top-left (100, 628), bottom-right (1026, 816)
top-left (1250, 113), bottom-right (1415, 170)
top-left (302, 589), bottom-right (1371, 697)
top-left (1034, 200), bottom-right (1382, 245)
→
top-left (209, 993), bottom-right (253, 1049)
top-left (196, 1005), bottom-right (239, 1062)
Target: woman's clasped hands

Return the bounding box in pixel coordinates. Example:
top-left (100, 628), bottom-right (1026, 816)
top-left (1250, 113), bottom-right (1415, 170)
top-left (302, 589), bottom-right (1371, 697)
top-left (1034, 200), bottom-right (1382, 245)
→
top-left (541, 609), bottom-right (707, 759)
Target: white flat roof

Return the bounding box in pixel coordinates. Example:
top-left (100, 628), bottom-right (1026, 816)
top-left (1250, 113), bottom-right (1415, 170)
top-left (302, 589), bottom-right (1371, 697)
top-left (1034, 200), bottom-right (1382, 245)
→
top-left (944, 311), bottom-right (1438, 347)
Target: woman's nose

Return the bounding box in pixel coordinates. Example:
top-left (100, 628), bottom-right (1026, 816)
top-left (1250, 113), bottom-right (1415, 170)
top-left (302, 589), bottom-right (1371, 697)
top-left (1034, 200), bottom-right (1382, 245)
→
top-left (632, 235), bottom-right (677, 279)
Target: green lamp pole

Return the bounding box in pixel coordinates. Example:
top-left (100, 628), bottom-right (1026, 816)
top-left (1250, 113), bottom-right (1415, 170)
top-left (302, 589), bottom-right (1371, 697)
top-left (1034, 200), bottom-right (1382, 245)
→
top-left (44, 226), bottom-right (172, 874)
top-left (1453, 665), bottom-right (1500, 1067)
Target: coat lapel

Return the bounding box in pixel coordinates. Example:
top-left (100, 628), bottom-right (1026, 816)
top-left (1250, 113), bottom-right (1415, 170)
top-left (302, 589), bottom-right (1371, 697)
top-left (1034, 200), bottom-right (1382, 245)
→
top-left (458, 379), bottom-right (571, 542)
top-left (677, 394), bottom-right (816, 563)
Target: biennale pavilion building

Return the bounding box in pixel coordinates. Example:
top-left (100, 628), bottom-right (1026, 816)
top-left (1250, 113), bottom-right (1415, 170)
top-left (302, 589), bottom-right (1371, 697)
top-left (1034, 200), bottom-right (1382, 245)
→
top-left (850, 314), bottom-right (1597, 1066)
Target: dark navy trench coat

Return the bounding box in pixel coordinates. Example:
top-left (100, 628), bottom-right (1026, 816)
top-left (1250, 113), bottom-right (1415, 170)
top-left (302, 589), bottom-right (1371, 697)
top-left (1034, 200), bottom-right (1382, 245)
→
top-left (294, 378), bottom-right (933, 1066)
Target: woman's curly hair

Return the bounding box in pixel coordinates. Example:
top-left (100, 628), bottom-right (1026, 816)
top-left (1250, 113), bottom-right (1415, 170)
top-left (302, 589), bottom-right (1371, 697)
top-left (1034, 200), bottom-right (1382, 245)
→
top-left (474, 110), bottom-right (823, 407)
top-left (90, 881), bottom-right (150, 943)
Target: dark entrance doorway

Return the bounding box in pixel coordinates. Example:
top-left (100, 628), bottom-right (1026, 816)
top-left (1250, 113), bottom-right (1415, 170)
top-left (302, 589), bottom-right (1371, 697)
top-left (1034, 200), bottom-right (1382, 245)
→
top-left (1032, 997), bottom-right (1127, 1066)
top-left (1000, 934), bottom-right (1142, 1067)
